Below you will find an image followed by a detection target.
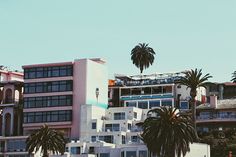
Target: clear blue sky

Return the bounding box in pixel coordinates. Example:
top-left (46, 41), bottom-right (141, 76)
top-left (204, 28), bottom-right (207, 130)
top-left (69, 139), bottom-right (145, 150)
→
top-left (0, 0), bottom-right (235, 82)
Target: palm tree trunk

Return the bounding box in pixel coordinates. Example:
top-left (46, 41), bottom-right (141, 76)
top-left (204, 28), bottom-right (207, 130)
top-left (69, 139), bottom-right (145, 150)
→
top-left (191, 99), bottom-right (196, 130)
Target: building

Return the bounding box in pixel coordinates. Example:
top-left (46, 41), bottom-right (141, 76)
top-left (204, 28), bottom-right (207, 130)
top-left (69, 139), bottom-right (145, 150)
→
top-left (206, 82), bottom-right (236, 100)
top-left (0, 68), bottom-right (28, 156)
top-left (197, 95), bottom-right (236, 132)
top-left (22, 58), bottom-right (108, 139)
top-left (108, 72), bottom-right (206, 110)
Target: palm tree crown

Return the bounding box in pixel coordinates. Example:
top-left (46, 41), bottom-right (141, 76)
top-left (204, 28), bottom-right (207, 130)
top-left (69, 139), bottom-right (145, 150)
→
top-left (138, 107), bottom-right (198, 157)
top-left (178, 68), bottom-right (212, 129)
top-left (231, 71), bottom-right (236, 83)
top-left (26, 124), bottom-right (67, 157)
top-left (131, 43), bottom-right (156, 74)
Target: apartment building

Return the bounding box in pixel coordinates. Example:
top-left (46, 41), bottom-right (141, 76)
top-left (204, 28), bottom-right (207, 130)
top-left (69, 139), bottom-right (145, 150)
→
top-left (197, 95), bottom-right (236, 132)
top-left (22, 58), bottom-right (108, 139)
top-left (108, 72), bottom-right (206, 110)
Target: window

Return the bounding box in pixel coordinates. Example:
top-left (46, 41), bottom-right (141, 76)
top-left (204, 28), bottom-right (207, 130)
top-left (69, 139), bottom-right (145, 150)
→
top-left (24, 110), bottom-right (72, 123)
top-left (138, 101), bottom-right (148, 109)
top-left (100, 153), bottom-right (110, 157)
top-left (24, 80), bottom-right (73, 94)
top-left (122, 135), bottom-right (126, 144)
top-left (149, 100), bottom-right (160, 109)
top-left (105, 124), bottom-right (120, 131)
top-left (71, 147), bottom-right (80, 155)
top-left (23, 95), bottom-right (72, 108)
top-left (128, 123), bottom-right (131, 130)
top-left (89, 147), bottom-right (95, 154)
top-left (161, 100), bottom-right (172, 107)
top-left (114, 112), bottom-right (125, 120)
top-left (91, 136), bottom-right (96, 142)
top-left (24, 65), bottom-right (73, 79)
top-left (99, 136), bottom-right (114, 143)
top-left (134, 112), bottom-right (137, 119)
top-left (126, 151), bottom-right (137, 157)
top-left (92, 122), bottom-right (96, 129)
top-left (131, 136), bottom-right (138, 142)
top-left (126, 101), bottom-right (137, 107)
top-left (180, 101), bottom-right (189, 110)
top-left (139, 151), bottom-right (147, 157)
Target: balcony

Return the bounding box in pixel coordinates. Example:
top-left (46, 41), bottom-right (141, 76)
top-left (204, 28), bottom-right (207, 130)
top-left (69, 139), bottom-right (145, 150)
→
top-left (197, 114), bottom-right (236, 123)
top-left (0, 98), bottom-right (21, 106)
top-left (120, 93), bottom-right (173, 101)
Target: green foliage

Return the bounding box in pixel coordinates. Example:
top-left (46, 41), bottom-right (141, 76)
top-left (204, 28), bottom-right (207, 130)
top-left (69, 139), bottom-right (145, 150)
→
top-left (232, 71), bottom-right (236, 83)
top-left (26, 124), bottom-right (67, 157)
top-left (137, 107), bottom-right (198, 157)
top-left (199, 129), bottom-right (236, 157)
top-left (178, 69), bottom-right (212, 129)
top-left (131, 43), bottom-right (156, 74)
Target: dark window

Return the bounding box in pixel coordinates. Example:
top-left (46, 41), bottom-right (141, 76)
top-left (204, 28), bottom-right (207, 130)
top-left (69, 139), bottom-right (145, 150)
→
top-left (91, 136), bottom-right (96, 142)
top-left (24, 65), bottom-right (73, 79)
top-left (23, 95), bottom-right (72, 108)
top-left (162, 100), bottom-right (172, 107)
top-left (149, 100), bottom-right (160, 109)
top-left (138, 101), bottom-right (148, 109)
top-left (24, 80), bottom-right (73, 94)
top-left (71, 147), bottom-right (80, 155)
top-left (128, 123), bottom-right (131, 130)
top-left (134, 112), bottom-right (137, 119)
top-left (122, 135), bottom-right (126, 144)
top-left (92, 122), bottom-right (96, 129)
top-left (126, 101), bottom-right (136, 107)
top-left (114, 112), bottom-right (125, 120)
top-left (23, 110), bottom-right (72, 123)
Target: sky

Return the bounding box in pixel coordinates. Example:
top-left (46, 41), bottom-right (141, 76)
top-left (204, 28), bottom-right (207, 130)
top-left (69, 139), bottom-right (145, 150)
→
top-left (0, 0), bottom-right (235, 82)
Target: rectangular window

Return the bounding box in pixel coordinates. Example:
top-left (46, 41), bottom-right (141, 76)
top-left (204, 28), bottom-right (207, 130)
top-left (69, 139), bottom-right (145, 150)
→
top-left (131, 136), bottom-right (138, 142)
top-left (23, 110), bottom-right (72, 123)
top-left (114, 112), bottom-right (125, 120)
top-left (100, 153), bottom-right (110, 157)
top-left (138, 101), bottom-right (148, 109)
top-left (180, 101), bottom-right (189, 110)
top-left (24, 80), bottom-right (73, 94)
top-left (92, 122), bottom-right (96, 129)
top-left (139, 151), bottom-right (147, 157)
top-left (134, 112), bottom-right (137, 119)
top-left (149, 100), bottom-right (160, 109)
top-left (91, 136), bottom-right (96, 142)
top-left (126, 101), bottom-right (136, 107)
top-left (122, 135), bottom-right (126, 144)
top-left (70, 147), bottom-right (80, 155)
top-left (23, 95), bottom-right (72, 108)
top-left (24, 65), bottom-right (73, 79)
top-left (126, 151), bottom-right (137, 157)
top-left (161, 100), bottom-right (172, 107)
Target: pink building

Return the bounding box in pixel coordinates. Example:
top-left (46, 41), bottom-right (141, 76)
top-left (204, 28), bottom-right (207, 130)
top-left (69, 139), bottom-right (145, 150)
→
top-left (0, 68), bottom-right (24, 136)
top-left (22, 58), bottom-right (108, 139)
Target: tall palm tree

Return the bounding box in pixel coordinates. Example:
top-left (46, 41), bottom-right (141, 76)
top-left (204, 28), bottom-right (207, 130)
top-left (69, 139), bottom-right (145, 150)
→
top-left (26, 124), bottom-right (67, 157)
top-left (131, 43), bottom-right (156, 74)
top-left (138, 107), bottom-right (198, 157)
top-left (178, 69), bottom-right (212, 130)
top-left (231, 71), bottom-right (236, 83)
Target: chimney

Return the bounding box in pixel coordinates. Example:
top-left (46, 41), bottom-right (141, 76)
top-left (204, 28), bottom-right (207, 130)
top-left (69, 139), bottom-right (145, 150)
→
top-left (210, 95), bottom-right (218, 108)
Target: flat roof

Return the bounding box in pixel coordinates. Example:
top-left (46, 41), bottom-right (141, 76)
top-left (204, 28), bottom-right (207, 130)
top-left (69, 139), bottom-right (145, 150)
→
top-left (22, 61), bottom-right (73, 69)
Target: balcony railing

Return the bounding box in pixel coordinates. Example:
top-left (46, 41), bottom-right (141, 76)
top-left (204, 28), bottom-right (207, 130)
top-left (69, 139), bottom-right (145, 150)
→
top-left (197, 115), bottom-right (236, 121)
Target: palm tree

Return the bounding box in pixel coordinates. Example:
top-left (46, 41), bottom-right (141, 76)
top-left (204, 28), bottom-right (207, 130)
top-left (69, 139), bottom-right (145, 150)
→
top-left (131, 43), bottom-right (156, 74)
top-left (231, 71), bottom-right (236, 83)
top-left (138, 107), bottom-right (198, 157)
top-left (26, 124), bottom-right (67, 157)
top-left (178, 69), bottom-right (212, 130)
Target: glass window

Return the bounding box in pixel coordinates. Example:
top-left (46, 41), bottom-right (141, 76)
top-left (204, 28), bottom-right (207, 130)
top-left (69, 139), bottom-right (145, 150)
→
top-left (114, 112), bottom-right (125, 120)
top-left (92, 122), bottom-right (96, 129)
top-left (71, 147), bottom-right (80, 155)
top-left (126, 151), bottom-right (137, 157)
top-left (180, 101), bottom-right (189, 110)
top-left (138, 101), bottom-right (148, 109)
top-left (126, 101), bottom-right (136, 107)
top-left (149, 100), bottom-right (160, 109)
top-left (128, 123), bottom-right (131, 130)
top-left (100, 153), bottom-right (110, 157)
top-left (161, 100), bottom-right (172, 107)
top-left (91, 136), bottom-right (96, 142)
top-left (122, 135), bottom-right (126, 144)
top-left (134, 112), bottom-right (137, 119)
top-left (131, 136), bottom-right (138, 142)
top-left (139, 151), bottom-right (147, 157)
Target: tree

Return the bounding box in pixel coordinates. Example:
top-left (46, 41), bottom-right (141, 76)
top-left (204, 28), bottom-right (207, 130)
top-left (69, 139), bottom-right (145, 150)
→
top-left (178, 69), bottom-right (212, 130)
top-left (231, 71), bottom-right (236, 83)
top-left (138, 107), bottom-right (198, 157)
top-left (131, 43), bottom-right (156, 74)
top-left (26, 124), bottom-right (67, 157)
